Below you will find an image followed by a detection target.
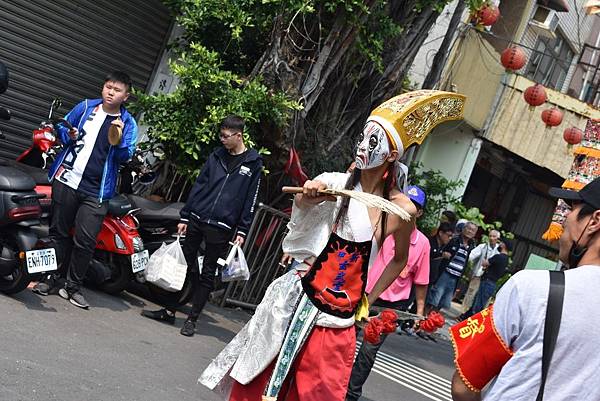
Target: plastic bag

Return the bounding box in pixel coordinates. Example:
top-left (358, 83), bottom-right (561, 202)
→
top-left (145, 238), bottom-right (187, 292)
top-left (219, 244), bottom-right (250, 282)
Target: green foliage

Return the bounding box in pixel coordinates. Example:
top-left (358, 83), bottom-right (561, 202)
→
top-left (135, 0), bottom-right (453, 179)
top-left (453, 203), bottom-right (515, 243)
top-left (466, 0), bottom-right (491, 11)
top-left (356, 3), bottom-right (403, 72)
top-left (134, 43), bottom-right (301, 176)
top-left (408, 163), bottom-right (463, 235)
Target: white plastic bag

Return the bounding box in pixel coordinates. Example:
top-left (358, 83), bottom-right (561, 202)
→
top-left (219, 244), bottom-right (250, 282)
top-left (145, 238), bottom-right (188, 292)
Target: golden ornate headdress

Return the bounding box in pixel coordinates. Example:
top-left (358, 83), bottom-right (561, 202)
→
top-left (367, 90), bottom-right (467, 152)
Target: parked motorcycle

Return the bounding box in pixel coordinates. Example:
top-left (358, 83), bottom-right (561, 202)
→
top-left (13, 99), bottom-right (149, 294)
top-left (0, 63), bottom-right (58, 294)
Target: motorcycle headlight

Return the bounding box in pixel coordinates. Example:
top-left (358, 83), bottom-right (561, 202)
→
top-left (132, 236), bottom-right (144, 252)
top-left (114, 234), bottom-right (126, 250)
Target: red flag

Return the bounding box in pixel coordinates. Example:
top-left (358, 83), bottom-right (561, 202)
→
top-left (284, 147), bottom-right (309, 186)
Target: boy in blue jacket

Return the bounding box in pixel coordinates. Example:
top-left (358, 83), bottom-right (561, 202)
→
top-left (33, 71), bottom-right (137, 309)
top-left (142, 115), bottom-right (263, 336)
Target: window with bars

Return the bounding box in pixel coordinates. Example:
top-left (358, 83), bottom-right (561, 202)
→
top-left (525, 31), bottom-right (574, 91)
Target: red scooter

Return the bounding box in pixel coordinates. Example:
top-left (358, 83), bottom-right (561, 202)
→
top-left (13, 99), bottom-right (148, 294)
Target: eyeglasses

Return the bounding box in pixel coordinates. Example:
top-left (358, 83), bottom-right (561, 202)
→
top-left (219, 131), bottom-right (239, 140)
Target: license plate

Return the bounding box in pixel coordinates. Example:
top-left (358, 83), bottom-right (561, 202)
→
top-left (131, 250), bottom-right (149, 273)
top-left (26, 248), bottom-right (58, 274)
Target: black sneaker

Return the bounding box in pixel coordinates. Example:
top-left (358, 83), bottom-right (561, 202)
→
top-left (32, 274), bottom-right (56, 296)
top-left (58, 288), bottom-right (90, 309)
top-left (32, 281), bottom-right (50, 296)
top-left (180, 320), bottom-right (196, 337)
top-left (141, 309), bottom-right (176, 325)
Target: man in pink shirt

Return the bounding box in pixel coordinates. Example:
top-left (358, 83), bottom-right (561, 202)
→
top-left (345, 185), bottom-right (430, 401)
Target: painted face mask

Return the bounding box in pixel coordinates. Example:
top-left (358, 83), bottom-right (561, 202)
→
top-left (355, 121), bottom-right (391, 170)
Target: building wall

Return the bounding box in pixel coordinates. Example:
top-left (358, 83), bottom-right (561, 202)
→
top-left (409, 0), bottom-right (462, 88)
top-left (484, 74), bottom-right (600, 178)
top-left (439, 29), bottom-right (506, 130)
top-left (567, 16), bottom-right (600, 100)
top-left (414, 121), bottom-right (480, 198)
top-left (520, 0), bottom-right (595, 93)
top-left (487, 0), bottom-right (535, 54)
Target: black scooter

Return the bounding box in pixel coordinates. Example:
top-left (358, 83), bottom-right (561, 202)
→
top-left (0, 62), bottom-right (57, 294)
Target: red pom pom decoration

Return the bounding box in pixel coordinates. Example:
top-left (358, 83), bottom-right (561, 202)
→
top-left (420, 311), bottom-right (446, 333)
top-left (380, 309), bottom-right (398, 324)
top-left (364, 318), bottom-right (383, 344)
top-left (364, 309), bottom-right (400, 343)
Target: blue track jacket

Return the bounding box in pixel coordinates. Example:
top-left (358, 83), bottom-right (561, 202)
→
top-left (48, 99), bottom-right (138, 202)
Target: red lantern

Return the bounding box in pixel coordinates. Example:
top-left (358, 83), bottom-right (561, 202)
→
top-left (524, 84), bottom-right (547, 109)
top-left (563, 127), bottom-right (583, 145)
top-left (541, 108), bottom-right (563, 128)
top-left (477, 5), bottom-right (501, 26)
top-left (501, 46), bottom-right (527, 71)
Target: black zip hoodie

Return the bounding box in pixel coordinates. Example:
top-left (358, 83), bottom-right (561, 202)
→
top-left (180, 147), bottom-right (263, 238)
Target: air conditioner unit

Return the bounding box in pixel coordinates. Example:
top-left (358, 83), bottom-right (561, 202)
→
top-left (529, 5), bottom-right (559, 38)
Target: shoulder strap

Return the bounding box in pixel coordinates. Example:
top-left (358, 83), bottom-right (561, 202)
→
top-left (536, 270), bottom-right (565, 401)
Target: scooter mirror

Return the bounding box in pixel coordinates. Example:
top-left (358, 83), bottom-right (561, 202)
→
top-left (0, 62), bottom-right (8, 94)
top-left (0, 106), bottom-right (10, 120)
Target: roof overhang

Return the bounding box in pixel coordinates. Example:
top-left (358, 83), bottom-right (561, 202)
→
top-left (537, 0), bottom-right (569, 12)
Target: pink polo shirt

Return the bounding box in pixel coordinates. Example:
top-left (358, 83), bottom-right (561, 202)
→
top-left (365, 228), bottom-right (430, 302)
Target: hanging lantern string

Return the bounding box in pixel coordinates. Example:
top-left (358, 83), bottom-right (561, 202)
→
top-left (460, 22), bottom-right (577, 68)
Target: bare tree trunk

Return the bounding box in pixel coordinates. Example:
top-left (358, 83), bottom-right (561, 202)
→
top-left (255, 0), bottom-right (448, 192)
top-left (320, 6), bottom-right (443, 157)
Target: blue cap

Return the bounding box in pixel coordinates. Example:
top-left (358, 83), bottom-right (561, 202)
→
top-left (407, 185), bottom-right (426, 209)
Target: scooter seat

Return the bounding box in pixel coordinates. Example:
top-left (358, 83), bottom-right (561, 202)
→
top-left (7, 161), bottom-right (50, 186)
top-left (127, 195), bottom-right (184, 222)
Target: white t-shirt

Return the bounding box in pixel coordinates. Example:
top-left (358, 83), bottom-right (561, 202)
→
top-left (484, 266), bottom-right (600, 401)
top-left (56, 105), bottom-right (119, 195)
top-left (469, 243), bottom-right (499, 277)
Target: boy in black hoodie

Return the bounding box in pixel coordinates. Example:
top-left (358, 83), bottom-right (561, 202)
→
top-left (142, 116), bottom-right (262, 336)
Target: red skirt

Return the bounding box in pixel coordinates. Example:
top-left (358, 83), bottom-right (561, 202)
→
top-left (230, 325), bottom-right (356, 401)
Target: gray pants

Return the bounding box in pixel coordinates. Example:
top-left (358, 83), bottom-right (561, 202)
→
top-left (462, 276), bottom-right (481, 313)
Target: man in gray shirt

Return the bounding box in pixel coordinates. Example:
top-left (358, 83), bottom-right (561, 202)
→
top-left (451, 178), bottom-right (600, 401)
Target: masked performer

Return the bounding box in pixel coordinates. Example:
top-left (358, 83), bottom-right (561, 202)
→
top-left (200, 90), bottom-right (466, 401)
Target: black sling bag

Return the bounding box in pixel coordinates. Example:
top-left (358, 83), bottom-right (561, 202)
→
top-left (536, 270), bottom-right (565, 401)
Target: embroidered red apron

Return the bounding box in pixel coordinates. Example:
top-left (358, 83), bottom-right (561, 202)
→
top-left (301, 232), bottom-right (372, 319)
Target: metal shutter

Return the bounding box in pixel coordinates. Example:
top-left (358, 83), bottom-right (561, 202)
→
top-left (0, 0), bottom-right (171, 159)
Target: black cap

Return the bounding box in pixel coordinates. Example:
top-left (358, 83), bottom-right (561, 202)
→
top-left (501, 238), bottom-right (513, 252)
top-left (549, 177), bottom-right (600, 210)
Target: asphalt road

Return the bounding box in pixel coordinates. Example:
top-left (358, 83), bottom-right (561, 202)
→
top-left (0, 285), bottom-right (455, 401)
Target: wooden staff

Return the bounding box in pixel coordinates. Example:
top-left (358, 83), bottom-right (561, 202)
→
top-left (282, 186), bottom-right (412, 221)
